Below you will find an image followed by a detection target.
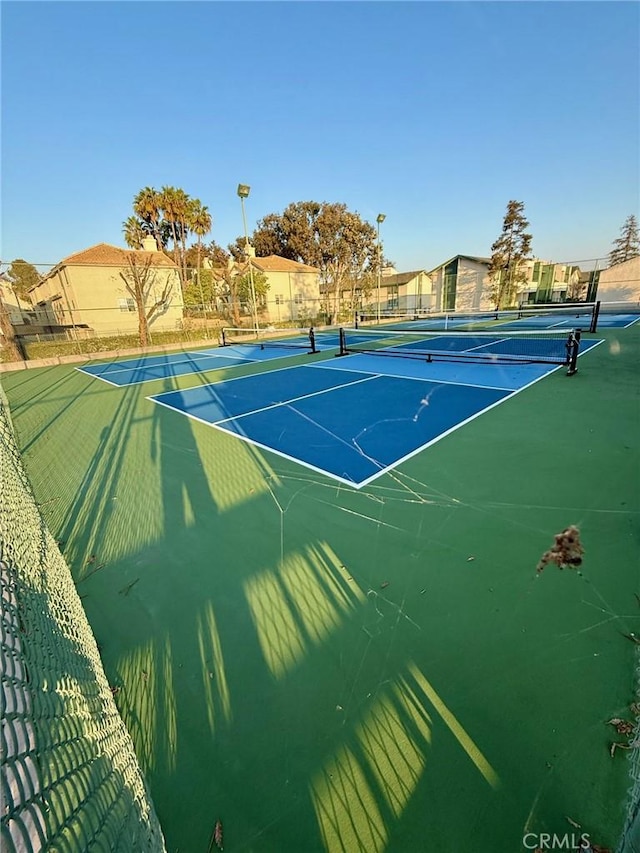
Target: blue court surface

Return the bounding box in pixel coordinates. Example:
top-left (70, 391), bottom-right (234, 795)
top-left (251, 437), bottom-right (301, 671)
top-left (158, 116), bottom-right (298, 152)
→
top-left (149, 337), bottom-right (602, 488)
top-left (374, 309), bottom-right (638, 332)
top-left (75, 342), bottom-right (313, 387)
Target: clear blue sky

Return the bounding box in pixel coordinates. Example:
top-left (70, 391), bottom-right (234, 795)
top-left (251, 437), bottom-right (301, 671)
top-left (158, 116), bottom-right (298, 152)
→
top-left (2, 1), bottom-right (638, 272)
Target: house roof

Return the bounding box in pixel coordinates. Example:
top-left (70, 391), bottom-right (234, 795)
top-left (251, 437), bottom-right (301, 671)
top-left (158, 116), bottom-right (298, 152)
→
top-left (60, 242), bottom-right (179, 268)
top-left (380, 270), bottom-right (428, 286)
top-left (33, 242), bottom-right (179, 289)
top-left (428, 254), bottom-right (491, 273)
top-left (250, 255), bottom-right (319, 274)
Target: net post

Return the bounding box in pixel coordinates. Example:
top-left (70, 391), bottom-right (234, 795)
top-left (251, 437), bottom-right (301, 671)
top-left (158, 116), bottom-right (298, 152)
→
top-left (566, 329), bottom-right (580, 376)
top-left (590, 301), bottom-right (600, 333)
top-left (221, 328), bottom-right (228, 347)
top-left (309, 327), bottom-right (317, 353)
top-left (337, 327), bottom-right (347, 357)
top-left (354, 311), bottom-right (359, 329)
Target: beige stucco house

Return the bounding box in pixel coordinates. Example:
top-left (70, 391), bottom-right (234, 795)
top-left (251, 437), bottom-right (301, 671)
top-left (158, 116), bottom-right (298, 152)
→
top-left (594, 256), bottom-right (640, 303)
top-left (235, 253), bottom-right (322, 324)
top-left (29, 239), bottom-right (183, 337)
top-left (0, 275), bottom-right (33, 326)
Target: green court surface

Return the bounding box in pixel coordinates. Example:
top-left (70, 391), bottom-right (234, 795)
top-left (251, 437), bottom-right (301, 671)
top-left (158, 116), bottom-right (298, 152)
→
top-left (3, 326), bottom-right (639, 852)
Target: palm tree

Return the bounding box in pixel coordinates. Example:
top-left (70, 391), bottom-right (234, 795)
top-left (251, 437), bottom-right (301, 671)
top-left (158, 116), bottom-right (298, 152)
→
top-left (189, 200), bottom-right (213, 310)
top-left (173, 188), bottom-right (192, 285)
top-left (122, 216), bottom-right (146, 249)
top-left (133, 187), bottom-right (163, 250)
top-left (159, 186), bottom-right (180, 267)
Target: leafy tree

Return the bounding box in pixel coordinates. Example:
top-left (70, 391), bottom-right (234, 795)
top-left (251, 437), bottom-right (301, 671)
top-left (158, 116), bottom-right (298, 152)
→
top-left (249, 201), bottom-right (378, 317)
top-left (183, 269), bottom-right (216, 309)
top-left (609, 214), bottom-right (640, 267)
top-left (6, 259), bottom-right (40, 301)
top-left (488, 200), bottom-right (533, 308)
top-left (123, 216), bottom-right (146, 250)
top-left (188, 199), bottom-right (212, 301)
top-left (0, 296), bottom-right (23, 361)
top-left (124, 186), bottom-right (213, 291)
top-left (119, 253), bottom-right (175, 347)
top-left (133, 187), bottom-right (164, 250)
top-left (234, 269), bottom-right (269, 310)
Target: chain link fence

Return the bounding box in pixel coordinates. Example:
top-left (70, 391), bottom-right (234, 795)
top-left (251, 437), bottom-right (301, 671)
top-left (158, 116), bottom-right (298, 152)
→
top-left (0, 384), bottom-right (165, 851)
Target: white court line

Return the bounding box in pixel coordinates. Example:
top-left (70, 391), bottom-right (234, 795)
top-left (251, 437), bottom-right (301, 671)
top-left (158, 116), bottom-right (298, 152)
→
top-left (74, 351), bottom-right (261, 387)
top-left (81, 349), bottom-right (257, 376)
top-left (148, 371), bottom-right (379, 421)
top-left (147, 338), bottom-right (606, 489)
top-left (306, 360), bottom-right (516, 392)
top-left (212, 374), bottom-right (380, 424)
top-left (73, 366), bottom-right (123, 387)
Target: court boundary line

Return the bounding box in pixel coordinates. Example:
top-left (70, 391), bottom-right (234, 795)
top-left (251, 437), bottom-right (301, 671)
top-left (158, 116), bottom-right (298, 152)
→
top-left (306, 360), bottom-right (517, 392)
top-left (147, 371), bottom-right (380, 423)
top-left (75, 349), bottom-right (257, 376)
top-left (146, 339), bottom-right (606, 490)
top-left (74, 357), bottom-right (256, 387)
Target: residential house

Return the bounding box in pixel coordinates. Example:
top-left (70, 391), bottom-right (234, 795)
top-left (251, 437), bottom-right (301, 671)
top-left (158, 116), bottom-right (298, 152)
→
top-left (427, 255), bottom-right (493, 312)
top-left (593, 256), bottom-right (640, 303)
top-left (371, 268), bottom-right (434, 314)
top-left (221, 250), bottom-right (322, 324)
top-left (427, 255), bottom-right (587, 313)
top-left (0, 274), bottom-right (34, 327)
top-left (29, 238), bottom-right (183, 337)
top-left (251, 254), bottom-right (322, 324)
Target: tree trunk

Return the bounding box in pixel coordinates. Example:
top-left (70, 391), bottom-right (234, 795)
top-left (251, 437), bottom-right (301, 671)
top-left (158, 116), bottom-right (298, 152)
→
top-left (0, 299), bottom-right (24, 361)
top-left (137, 301), bottom-right (149, 347)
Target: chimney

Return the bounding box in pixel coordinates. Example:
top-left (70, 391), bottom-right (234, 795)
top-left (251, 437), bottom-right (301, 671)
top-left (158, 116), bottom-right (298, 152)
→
top-left (141, 235), bottom-right (158, 252)
top-left (244, 242), bottom-right (256, 258)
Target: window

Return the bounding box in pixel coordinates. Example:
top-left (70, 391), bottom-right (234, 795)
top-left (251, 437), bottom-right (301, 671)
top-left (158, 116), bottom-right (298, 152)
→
top-left (274, 294), bottom-right (284, 305)
top-left (294, 293), bottom-right (304, 305)
top-left (118, 298), bottom-right (136, 313)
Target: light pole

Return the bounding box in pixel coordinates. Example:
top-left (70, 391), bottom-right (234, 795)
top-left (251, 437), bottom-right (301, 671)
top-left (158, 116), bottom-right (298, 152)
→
top-left (376, 213), bottom-right (386, 323)
top-left (237, 183), bottom-right (260, 336)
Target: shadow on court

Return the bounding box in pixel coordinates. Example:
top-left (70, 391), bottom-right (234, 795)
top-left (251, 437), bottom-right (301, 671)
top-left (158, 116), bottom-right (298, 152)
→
top-left (1, 325), bottom-right (638, 851)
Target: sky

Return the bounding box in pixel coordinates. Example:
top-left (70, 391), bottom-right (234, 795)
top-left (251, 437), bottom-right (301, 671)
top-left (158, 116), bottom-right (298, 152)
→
top-left (1, 1), bottom-right (638, 274)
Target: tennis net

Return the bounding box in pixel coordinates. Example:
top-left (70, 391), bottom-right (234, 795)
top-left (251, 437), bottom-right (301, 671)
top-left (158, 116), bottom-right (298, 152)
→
top-left (356, 302), bottom-right (598, 333)
top-left (339, 326), bottom-right (581, 374)
top-left (221, 326), bottom-right (317, 352)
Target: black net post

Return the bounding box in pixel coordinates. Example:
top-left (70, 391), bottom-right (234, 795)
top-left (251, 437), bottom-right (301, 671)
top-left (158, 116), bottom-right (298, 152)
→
top-left (309, 327), bottom-right (317, 353)
top-left (590, 301), bottom-right (601, 334)
top-left (221, 329), bottom-right (229, 346)
top-left (337, 328), bottom-right (347, 356)
top-left (566, 329), bottom-right (581, 376)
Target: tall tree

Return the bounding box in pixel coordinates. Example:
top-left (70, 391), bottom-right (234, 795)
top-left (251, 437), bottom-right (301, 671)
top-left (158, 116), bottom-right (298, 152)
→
top-left (609, 215), bottom-right (640, 267)
top-left (0, 295), bottom-right (23, 361)
top-left (119, 254), bottom-right (175, 347)
top-left (159, 186), bottom-right (181, 269)
top-left (188, 199), bottom-right (212, 307)
top-left (6, 259), bottom-right (40, 301)
top-left (488, 200), bottom-right (533, 308)
top-left (123, 216), bottom-right (146, 250)
top-left (249, 201), bottom-right (378, 317)
top-left (133, 187), bottom-right (164, 250)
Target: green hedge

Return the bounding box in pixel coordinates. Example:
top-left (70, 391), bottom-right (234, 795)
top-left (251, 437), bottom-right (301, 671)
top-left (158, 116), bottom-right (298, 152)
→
top-left (22, 329), bottom-right (222, 361)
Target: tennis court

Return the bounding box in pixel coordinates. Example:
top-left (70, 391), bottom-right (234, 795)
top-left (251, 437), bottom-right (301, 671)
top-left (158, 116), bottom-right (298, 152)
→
top-left (76, 337), bottom-right (317, 388)
top-left (150, 330), bottom-right (602, 487)
top-left (359, 301), bottom-right (639, 333)
top-left (2, 317), bottom-right (637, 853)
